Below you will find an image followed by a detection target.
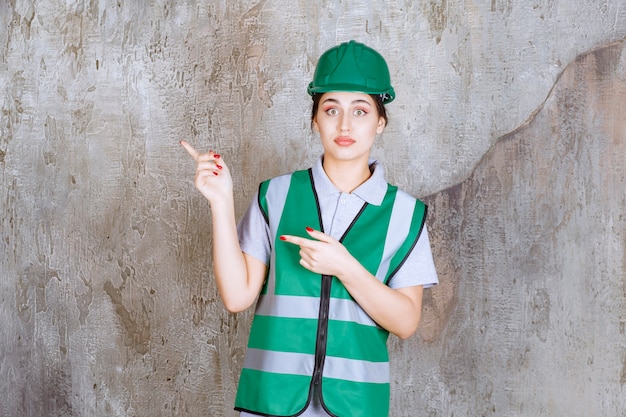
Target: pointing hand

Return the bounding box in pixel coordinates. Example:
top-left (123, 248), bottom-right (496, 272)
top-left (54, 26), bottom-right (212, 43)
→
top-left (181, 140), bottom-right (233, 205)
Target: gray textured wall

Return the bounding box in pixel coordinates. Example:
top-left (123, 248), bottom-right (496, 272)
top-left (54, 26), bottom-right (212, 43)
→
top-left (1, 1), bottom-right (625, 416)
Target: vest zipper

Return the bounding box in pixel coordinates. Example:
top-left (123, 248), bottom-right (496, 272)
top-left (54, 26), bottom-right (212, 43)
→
top-left (312, 274), bottom-right (332, 385)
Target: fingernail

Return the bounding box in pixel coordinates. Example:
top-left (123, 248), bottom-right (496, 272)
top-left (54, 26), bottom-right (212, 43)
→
top-left (305, 226), bottom-right (314, 232)
top-left (216, 164), bottom-right (223, 170)
top-left (279, 236), bottom-right (287, 241)
top-left (213, 172), bottom-right (219, 176)
top-left (213, 153), bottom-right (221, 159)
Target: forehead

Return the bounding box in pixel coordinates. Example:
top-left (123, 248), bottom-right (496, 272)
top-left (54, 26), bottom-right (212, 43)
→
top-left (319, 91), bottom-right (375, 106)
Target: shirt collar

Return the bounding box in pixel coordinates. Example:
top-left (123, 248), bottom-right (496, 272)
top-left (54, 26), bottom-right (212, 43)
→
top-left (311, 155), bottom-right (388, 206)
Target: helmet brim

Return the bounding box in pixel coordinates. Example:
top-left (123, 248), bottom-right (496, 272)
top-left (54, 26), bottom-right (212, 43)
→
top-left (307, 83), bottom-right (395, 104)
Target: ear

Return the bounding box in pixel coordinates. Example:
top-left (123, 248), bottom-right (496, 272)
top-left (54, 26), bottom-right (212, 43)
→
top-left (376, 117), bottom-right (386, 134)
top-left (312, 118), bottom-right (320, 132)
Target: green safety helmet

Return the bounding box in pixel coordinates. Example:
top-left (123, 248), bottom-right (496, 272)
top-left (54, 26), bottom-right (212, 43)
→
top-left (307, 40), bottom-right (395, 104)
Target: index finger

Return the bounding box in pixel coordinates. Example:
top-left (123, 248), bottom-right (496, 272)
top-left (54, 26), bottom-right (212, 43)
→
top-left (279, 234), bottom-right (315, 247)
top-left (180, 140), bottom-right (200, 161)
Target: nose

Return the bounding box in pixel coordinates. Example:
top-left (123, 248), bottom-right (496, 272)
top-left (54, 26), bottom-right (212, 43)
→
top-left (339, 113), bottom-right (351, 132)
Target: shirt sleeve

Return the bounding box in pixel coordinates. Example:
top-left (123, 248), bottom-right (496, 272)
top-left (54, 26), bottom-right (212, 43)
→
top-left (236, 191), bottom-right (272, 266)
top-left (387, 225), bottom-right (438, 290)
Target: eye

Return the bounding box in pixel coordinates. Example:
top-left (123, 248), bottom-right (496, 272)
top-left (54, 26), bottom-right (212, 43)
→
top-left (325, 108), bottom-right (340, 116)
top-left (354, 108), bottom-right (368, 116)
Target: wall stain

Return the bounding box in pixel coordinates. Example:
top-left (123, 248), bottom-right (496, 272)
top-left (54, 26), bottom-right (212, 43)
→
top-left (191, 294), bottom-right (210, 326)
top-left (4, 70), bottom-right (25, 132)
top-left (491, 0), bottom-right (512, 15)
top-left (529, 288), bottom-right (551, 342)
top-left (59, 12), bottom-right (86, 72)
top-left (589, 42), bottom-right (624, 80)
top-left (237, 0), bottom-right (274, 108)
top-left (15, 273), bottom-right (33, 324)
top-left (621, 355), bottom-right (626, 386)
top-left (75, 274), bottom-right (93, 326)
top-left (423, 0), bottom-right (448, 44)
top-left (71, 100), bottom-right (94, 136)
top-left (103, 279), bottom-right (151, 355)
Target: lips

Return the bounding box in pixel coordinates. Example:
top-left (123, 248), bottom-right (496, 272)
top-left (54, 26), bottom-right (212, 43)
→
top-left (334, 136), bottom-right (355, 146)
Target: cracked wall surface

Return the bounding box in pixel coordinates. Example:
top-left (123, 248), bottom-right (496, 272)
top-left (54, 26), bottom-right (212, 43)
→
top-left (406, 40), bottom-right (626, 416)
top-left (1, 1), bottom-right (625, 416)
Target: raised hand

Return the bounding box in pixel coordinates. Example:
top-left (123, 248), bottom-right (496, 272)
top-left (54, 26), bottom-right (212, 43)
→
top-left (181, 140), bottom-right (267, 312)
top-left (180, 140), bottom-right (233, 206)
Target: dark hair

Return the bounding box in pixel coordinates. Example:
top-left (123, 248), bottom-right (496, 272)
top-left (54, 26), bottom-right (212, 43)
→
top-left (310, 93), bottom-right (388, 130)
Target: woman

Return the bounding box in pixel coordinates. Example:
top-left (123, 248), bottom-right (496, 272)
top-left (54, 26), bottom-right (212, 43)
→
top-left (182, 40), bottom-right (438, 417)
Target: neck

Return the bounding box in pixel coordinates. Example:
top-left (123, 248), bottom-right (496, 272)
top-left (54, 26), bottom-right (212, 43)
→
top-left (322, 157), bottom-right (372, 193)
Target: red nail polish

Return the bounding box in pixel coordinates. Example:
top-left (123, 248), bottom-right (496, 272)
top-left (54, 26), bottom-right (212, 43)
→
top-left (213, 154), bottom-right (221, 159)
top-left (305, 226), bottom-right (314, 232)
top-left (213, 171), bottom-right (219, 176)
top-left (216, 164), bottom-right (223, 170)
top-left (279, 235), bottom-right (287, 241)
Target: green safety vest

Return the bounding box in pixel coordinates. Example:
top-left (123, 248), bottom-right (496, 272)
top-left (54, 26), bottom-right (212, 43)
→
top-left (234, 169), bottom-right (426, 417)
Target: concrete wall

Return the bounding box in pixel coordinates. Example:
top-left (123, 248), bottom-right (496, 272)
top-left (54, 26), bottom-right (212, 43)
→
top-left (1, 1), bottom-right (624, 416)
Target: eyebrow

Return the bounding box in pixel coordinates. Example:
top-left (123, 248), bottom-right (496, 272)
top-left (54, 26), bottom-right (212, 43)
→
top-left (321, 98), bottom-right (373, 107)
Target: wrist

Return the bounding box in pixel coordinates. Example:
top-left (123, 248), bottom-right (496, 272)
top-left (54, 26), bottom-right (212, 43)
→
top-left (336, 257), bottom-right (367, 285)
top-left (208, 195), bottom-right (235, 215)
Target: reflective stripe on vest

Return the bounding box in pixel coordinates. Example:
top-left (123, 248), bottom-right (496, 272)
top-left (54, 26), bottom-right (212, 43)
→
top-left (234, 169), bottom-right (426, 417)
